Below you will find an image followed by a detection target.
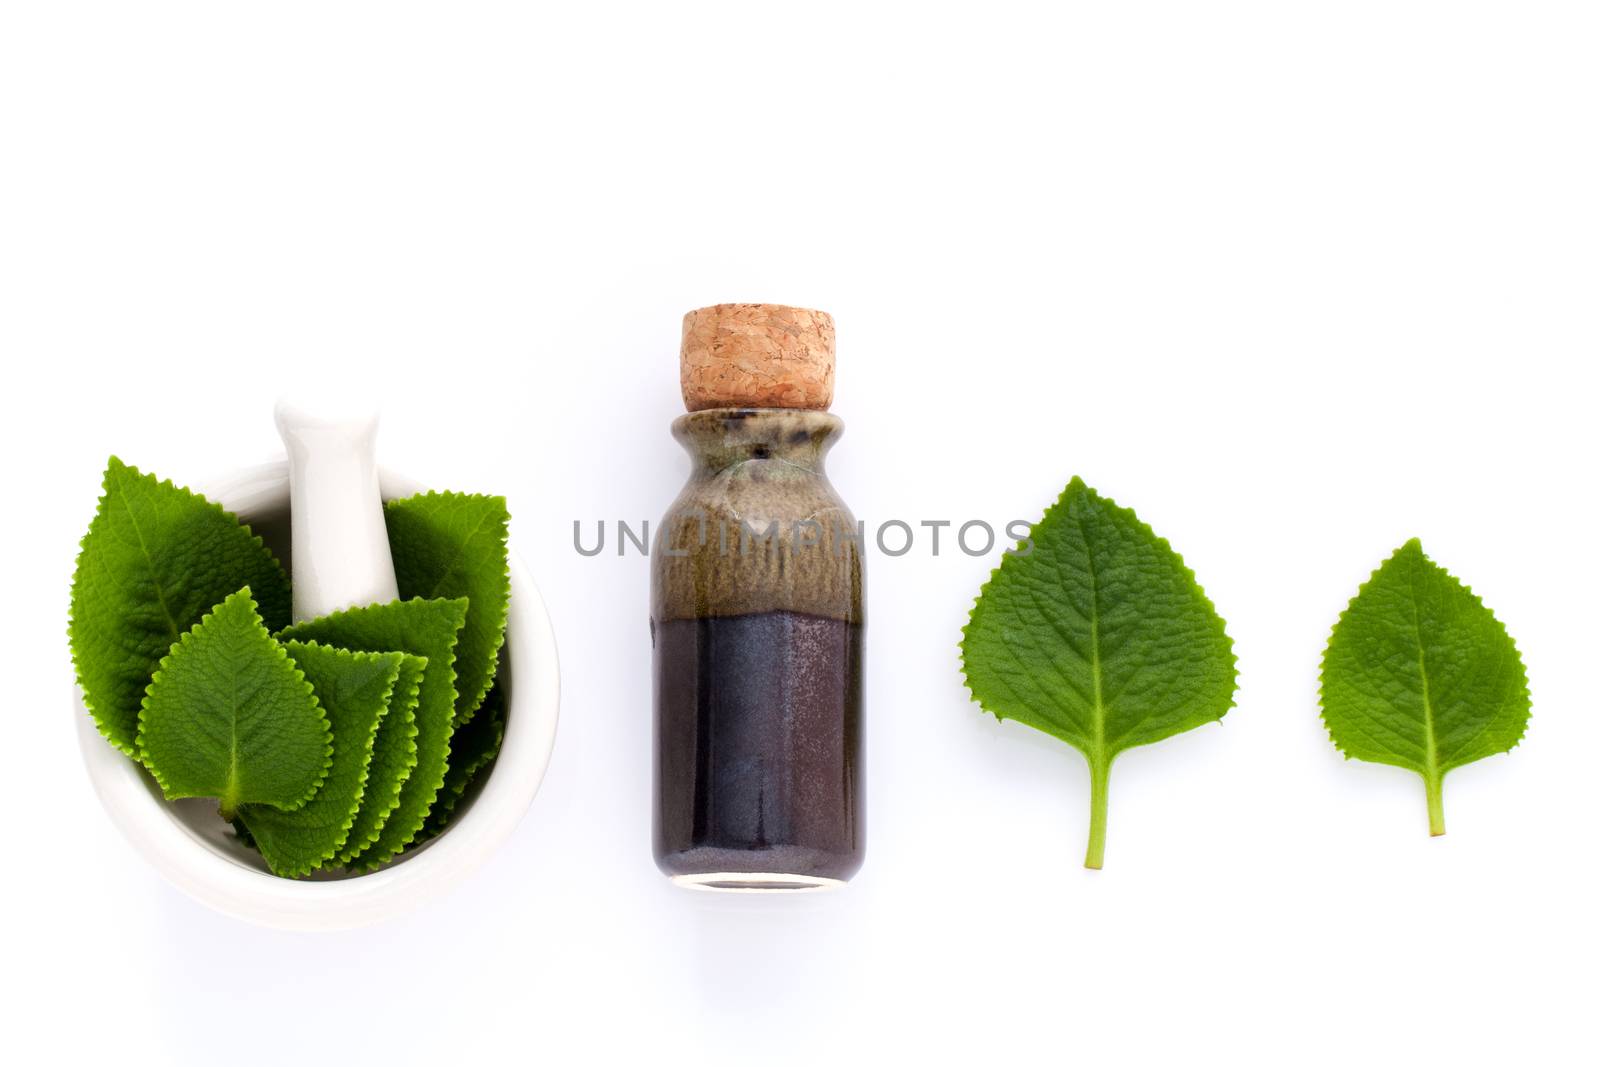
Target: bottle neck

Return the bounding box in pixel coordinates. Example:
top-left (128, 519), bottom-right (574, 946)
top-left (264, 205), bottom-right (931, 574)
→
top-left (671, 408), bottom-right (843, 475)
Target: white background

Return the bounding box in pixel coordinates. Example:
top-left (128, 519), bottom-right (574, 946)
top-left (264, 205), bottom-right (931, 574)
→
top-left (3, 2), bottom-right (1596, 1064)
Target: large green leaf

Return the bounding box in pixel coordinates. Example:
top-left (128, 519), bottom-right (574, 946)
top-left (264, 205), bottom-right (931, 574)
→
top-left (280, 597), bottom-right (467, 869)
top-left (137, 589), bottom-right (330, 820)
top-left (385, 491), bottom-right (510, 728)
top-left (1320, 539), bottom-right (1531, 835)
top-left (237, 642), bottom-right (412, 877)
top-left (70, 457), bottom-right (291, 753)
top-left (960, 477), bottom-right (1238, 868)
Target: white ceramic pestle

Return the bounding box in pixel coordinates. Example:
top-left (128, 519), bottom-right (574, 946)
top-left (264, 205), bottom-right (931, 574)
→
top-left (274, 398), bottom-right (399, 622)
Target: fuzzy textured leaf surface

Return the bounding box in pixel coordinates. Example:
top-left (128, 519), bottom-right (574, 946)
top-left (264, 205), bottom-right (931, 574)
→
top-left (960, 477), bottom-right (1237, 868)
top-left (280, 597), bottom-right (468, 868)
top-left (138, 589), bottom-right (331, 819)
top-left (386, 491), bottom-right (510, 728)
top-left (421, 681), bottom-right (506, 839)
top-left (1319, 539), bottom-right (1530, 835)
top-left (335, 653), bottom-right (425, 863)
top-left (237, 642), bottom-right (406, 877)
top-left (70, 457), bottom-right (291, 753)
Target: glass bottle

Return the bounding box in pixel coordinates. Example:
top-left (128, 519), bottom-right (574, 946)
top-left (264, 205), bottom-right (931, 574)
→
top-left (652, 304), bottom-right (865, 890)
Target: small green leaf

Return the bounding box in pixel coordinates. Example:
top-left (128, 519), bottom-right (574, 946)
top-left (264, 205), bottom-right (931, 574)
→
top-left (385, 491), bottom-right (511, 728)
top-left (70, 457), bottom-right (291, 753)
top-left (419, 681), bottom-right (506, 841)
top-left (236, 642), bottom-right (409, 878)
top-left (1319, 539), bottom-right (1531, 836)
top-left (137, 589), bottom-right (331, 820)
top-left (960, 477), bottom-right (1238, 868)
top-left (335, 653), bottom-right (424, 864)
top-left (280, 597), bottom-right (468, 869)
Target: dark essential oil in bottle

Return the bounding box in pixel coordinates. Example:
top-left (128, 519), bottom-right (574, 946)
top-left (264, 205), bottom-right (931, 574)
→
top-left (651, 305), bottom-right (864, 890)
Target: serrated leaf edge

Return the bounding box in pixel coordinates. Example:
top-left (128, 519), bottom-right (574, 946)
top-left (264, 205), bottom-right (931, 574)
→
top-left (956, 476), bottom-right (1240, 753)
top-left (421, 705), bottom-right (505, 839)
top-left (249, 640), bottom-right (409, 878)
top-left (385, 489), bottom-right (511, 729)
top-left (333, 651), bottom-right (426, 866)
top-left (68, 456), bottom-right (291, 755)
top-left (280, 595), bottom-right (468, 872)
top-left (134, 587), bottom-right (334, 814)
top-left (1315, 538), bottom-right (1533, 771)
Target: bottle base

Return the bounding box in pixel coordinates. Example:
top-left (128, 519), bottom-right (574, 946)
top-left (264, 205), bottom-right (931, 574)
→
top-left (670, 871), bottom-right (845, 893)
top-left (656, 842), bottom-right (862, 891)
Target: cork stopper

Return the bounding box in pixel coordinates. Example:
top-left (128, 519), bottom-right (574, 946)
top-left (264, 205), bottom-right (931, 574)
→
top-left (680, 304), bottom-right (835, 412)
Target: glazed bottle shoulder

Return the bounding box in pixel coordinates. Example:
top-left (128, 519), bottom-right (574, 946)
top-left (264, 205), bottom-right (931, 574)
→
top-left (652, 408), bottom-right (864, 624)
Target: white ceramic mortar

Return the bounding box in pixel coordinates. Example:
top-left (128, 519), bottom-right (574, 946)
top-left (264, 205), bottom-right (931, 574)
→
top-left (74, 462), bottom-right (559, 930)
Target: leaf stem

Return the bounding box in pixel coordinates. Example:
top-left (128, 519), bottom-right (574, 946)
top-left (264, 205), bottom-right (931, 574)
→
top-left (219, 782), bottom-right (240, 824)
top-left (1425, 772), bottom-right (1445, 837)
top-left (1085, 749), bottom-right (1111, 869)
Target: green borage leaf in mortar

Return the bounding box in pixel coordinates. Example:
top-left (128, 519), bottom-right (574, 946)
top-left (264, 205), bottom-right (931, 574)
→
top-left (420, 681), bottom-right (506, 840)
top-left (281, 597), bottom-right (468, 870)
top-left (333, 653), bottom-right (425, 864)
top-left (237, 642), bottom-right (423, 878)
top-left (70, 457), bottom-right (291, 753)
top-left (1319, 539), bottom-right (1531, 835)
top-left (137, 589), bottom-right (331, 820)
top-left (960, 477), bottom-right (1238, 869)
top-left (385, 491), bottom-right (511, 729)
